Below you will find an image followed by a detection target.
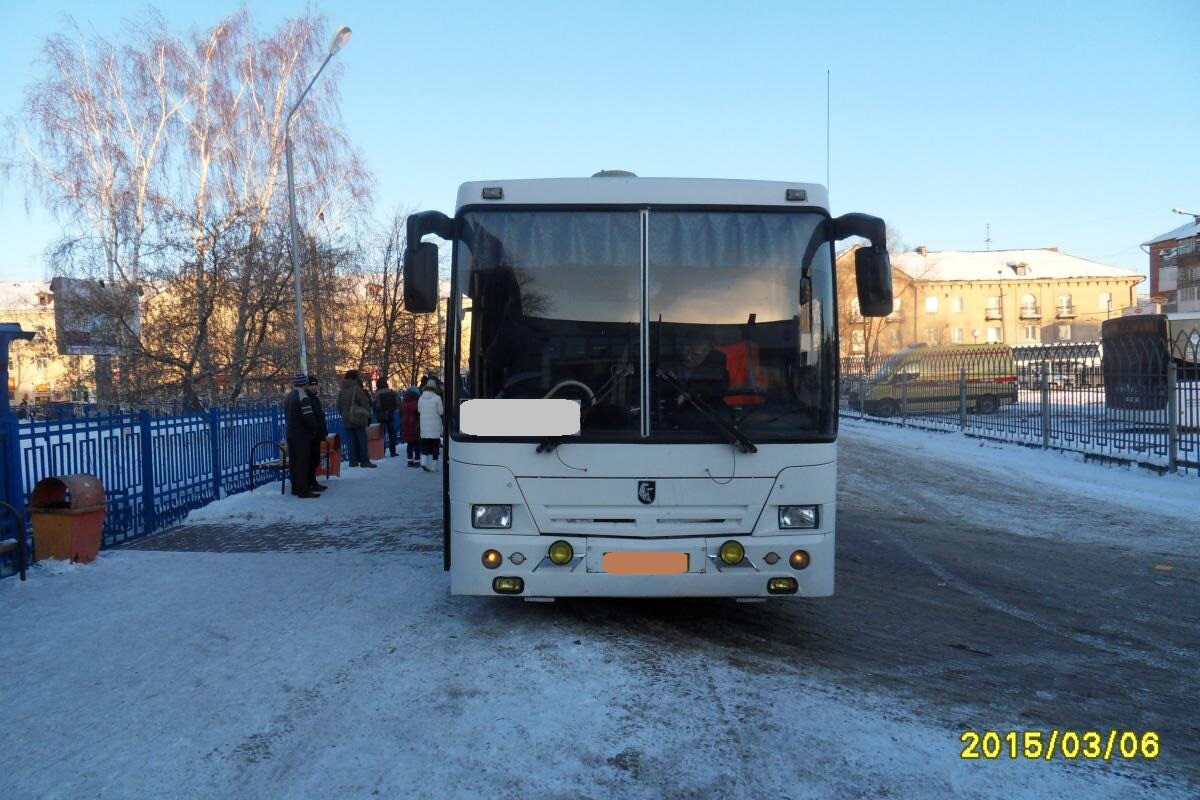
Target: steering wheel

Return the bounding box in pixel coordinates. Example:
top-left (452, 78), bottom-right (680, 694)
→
top-left (543, 380), bottom-right (596, 404)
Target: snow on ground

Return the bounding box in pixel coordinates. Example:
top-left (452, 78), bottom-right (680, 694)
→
top-left (2, 444), bottom-right (1194, 798)
top-left (839, 417), bottom-right (1198, 555)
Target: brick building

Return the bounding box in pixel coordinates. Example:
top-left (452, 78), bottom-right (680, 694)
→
top-left (1143, 216), bottom-right (1200, 313)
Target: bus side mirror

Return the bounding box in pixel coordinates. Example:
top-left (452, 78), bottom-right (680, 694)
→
top-left (404, 242), bottom-right (439, 313)
top-left (855, 248), bottom-right (893, 317)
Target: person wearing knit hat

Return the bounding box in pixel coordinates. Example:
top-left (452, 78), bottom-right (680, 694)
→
top-left (417, 378), bottom-right (444, 471)
top-left (282, 372), bottom-right (321, 498)
top-left (303, 376), bottom-right (329, 491)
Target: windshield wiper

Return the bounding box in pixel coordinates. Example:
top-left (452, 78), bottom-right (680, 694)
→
top-left (655, 369), bottom-right (758, 454)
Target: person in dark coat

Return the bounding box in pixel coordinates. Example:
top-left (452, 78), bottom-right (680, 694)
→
top-left (282, 373), bottom-right (321, 498)
top-left (336, 369), bottom-right (375, 468)
top-left (401, 387), bottom-right (421, 466)
top-left (304, 376), bottom-right (329, 491)
top-left (374, 378), bottom-right (400, 457)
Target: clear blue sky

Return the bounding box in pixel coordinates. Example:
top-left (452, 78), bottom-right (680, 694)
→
top-left (1, 0), bottom-right (1197, 283)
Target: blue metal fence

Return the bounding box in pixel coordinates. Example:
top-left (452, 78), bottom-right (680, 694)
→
top-left (0, 403), bottom-right (351, 577)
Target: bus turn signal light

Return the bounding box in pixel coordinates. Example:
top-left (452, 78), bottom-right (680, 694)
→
top-left (492, 577), bottom-right (524, 594)
top-left (719, 540), bottom-right (745, 565)
top-left (481, 549), bottom-right (502, 569)
top-left (548, 540), bottom-right (574, 565)
top-left (789, 550), bottom-right (810, 570)
top-left (768, 577), bottom-right (798, 594)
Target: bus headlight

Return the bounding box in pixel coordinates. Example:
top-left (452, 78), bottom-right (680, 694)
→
top-left (779, 505), bottom-right (818, 529)
top-left (719, 540), bottom-right (745, 565)
top-left (472, 504), bottom-right (512, 529)
top-left (547, 540), bottom-right (574, 565)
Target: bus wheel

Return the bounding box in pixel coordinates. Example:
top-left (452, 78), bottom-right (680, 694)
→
top-left (975, 395), bottom-right (999, 414)
top-left (875, 399), bottom-right (899, 418)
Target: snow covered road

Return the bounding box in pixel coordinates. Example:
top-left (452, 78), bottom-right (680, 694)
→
top-left (2, 426), bottom-right (1196, 799)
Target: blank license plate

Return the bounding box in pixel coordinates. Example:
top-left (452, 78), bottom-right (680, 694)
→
top-left (602, 551), bottom-right (688, 575)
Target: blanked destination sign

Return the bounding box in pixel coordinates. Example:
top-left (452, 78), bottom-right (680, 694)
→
top-left (459, 399), bottom-right (581, 437)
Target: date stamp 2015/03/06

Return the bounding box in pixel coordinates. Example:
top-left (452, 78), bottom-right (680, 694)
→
top-left (960, 730), bottom-right (1159, 761)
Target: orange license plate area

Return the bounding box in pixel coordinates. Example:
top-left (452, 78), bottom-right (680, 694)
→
top-left (602, 551), bottom-right (688, 575)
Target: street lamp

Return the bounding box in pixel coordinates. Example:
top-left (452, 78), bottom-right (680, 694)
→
top-left (286, 25), bottom-right (352, 373)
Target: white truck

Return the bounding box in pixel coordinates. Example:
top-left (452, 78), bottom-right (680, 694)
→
top-left (403, 172), bottom-right (892, 599)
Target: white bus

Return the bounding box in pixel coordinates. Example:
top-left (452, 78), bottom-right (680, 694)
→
top-left (403, 173), bottom-right (892, 599)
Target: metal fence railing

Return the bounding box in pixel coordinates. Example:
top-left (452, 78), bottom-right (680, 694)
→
top-left (841, 334), bottom-right (1200, 476)
top-left (1, 403), bottom-right (353, 578)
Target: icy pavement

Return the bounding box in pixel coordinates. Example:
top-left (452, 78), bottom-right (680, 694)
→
top-left (2, 438), bottom-right (1195, 799)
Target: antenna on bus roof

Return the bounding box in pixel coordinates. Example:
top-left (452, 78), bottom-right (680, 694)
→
top-left (826, 69), bottom-right (831, 195)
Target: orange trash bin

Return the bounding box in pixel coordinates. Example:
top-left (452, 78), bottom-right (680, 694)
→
top-left (29, 474), bottom-right (107, 564)
top-left (317, 433), bottom-right (342, 477)
top-left (366, 423), bottom-right (385, 460)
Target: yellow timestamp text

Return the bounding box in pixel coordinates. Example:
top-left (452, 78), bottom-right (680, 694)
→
top-left (960, 730), bottom-right (1159, 761)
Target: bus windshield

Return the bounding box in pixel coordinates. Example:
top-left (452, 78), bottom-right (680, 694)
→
top-left (1101, 314), bottom-right (1200, 411)
top-left (453, 208), bottom-right (836, 441)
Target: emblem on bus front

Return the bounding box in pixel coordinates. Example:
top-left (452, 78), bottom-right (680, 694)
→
top-left (638, 480), bottom-right (656, 504)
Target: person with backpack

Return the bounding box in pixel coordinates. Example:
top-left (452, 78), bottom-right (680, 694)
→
top-left (374, 378), bottom-right (400, 457)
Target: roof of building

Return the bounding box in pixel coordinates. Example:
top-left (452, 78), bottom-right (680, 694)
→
top-left (890, 248), bottom-right (1143, 283)
top-left (1142, 219), bottom-right (1200, 247)
top-left (0, 282), bottom-right (53, 311)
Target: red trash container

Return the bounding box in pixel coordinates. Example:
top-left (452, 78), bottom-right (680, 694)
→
top-left (366, 423), bottom-right (385, 460)
top-left (29, 474), bottom-right (106, 564)
top-left (317, 433), bottom-right (342, 477)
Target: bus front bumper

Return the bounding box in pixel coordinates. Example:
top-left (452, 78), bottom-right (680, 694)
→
top-left (450, 532), bottom-right (834, 598)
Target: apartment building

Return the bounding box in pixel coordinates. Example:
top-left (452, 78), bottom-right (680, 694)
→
top-left (839, 246), bottom-right (1144, 356)
top-left (1, 282), bottom-right (92, 405)
top-left (1143, 215), bottom-right (1200, 313)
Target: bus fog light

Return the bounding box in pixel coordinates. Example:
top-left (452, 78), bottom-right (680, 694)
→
top-left (719, 540), bottom-right (745, 565)
top-left (493, 576), bottom-right (524, 594)
top-left (548, 540), bottom-right (574, 565)
top-left (509, 552), bottom-right (526, 565)
top-left (481, 549), bottom-right (502, 569)
top-left (779, 505), bottom-right (818, 529)
top-left (768, 577), bottom-right (798, 594)
top-left (763, 552), bottom-right (780, 565)
top-left (790, 550), bottom-right (811, 570)
top-left (472, 505), bottom-right (512, 528)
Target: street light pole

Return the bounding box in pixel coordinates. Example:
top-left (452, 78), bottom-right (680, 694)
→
top-left (286, 25), bottom-right (352, 374)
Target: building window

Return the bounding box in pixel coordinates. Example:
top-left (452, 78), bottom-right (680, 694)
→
top-left (849, 298), bottom-right (862, 322)
top-left (888, 297), bottom-right (902, 319)
top-left (986, 326), bottom-right (1002, 343)
top-left (1098, 291), bottom-right (1112, 313)
top-left (925, 327), bottom-right (939, 345)
top-left (850, 329), bottom-right (865, 354)
top-left (924, 296), bottom-right (939, 314)
top-left (1057, 294), bottom-right (1073, 313)
top-left (1023, 325), bottom-right (1039, 343)
top-left (1058, 324), bottom-right (1072, 340)
top-left (951, 327), bottom-right (964, 343)
top-left (890, 328), bottom-right (901, 345)
top-left (35, 358), bottom-right (48, 371)
top-left (366, 283), bottom-right (384, 300)
top-left (950, 296), bottom-right (963, 313)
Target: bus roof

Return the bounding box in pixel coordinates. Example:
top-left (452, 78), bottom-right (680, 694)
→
top-left (455, 176), bottom-right (829, 212)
